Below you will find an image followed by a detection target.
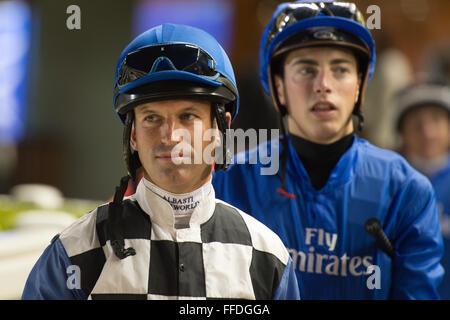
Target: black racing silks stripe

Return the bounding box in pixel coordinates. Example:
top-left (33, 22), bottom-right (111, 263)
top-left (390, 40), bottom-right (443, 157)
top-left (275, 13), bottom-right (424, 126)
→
top-left (148, 241), bottom-right (206, 297)
top-left (69, 247), bottom-right (106, 296)
top-left (200, 203), bottom-right (252, 246)
top-left (249, 248), bottom-right (286, 300)
top-left (148, 240), bottom-right (178, 296)
top-left (177, 242), bottom-right (206, 297)
top-left (96, 199), bottom-right (151, 246)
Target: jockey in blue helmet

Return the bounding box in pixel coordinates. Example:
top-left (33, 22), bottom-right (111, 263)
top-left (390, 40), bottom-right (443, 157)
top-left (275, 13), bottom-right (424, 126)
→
top-left (114, 23), bottom-right (239, 181)
top-left (212, 1), bottom-right (444, 299)
top-left (110, 23), bottom-right (239, 259)
top-left (260, 0), bottom-right (375, 127)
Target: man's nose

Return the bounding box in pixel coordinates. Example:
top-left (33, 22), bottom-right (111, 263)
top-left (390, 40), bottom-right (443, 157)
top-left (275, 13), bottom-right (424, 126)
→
top-left (160, 117), bottom-right (182, 144)
top-left (313, 69), bottom-right (332, 94)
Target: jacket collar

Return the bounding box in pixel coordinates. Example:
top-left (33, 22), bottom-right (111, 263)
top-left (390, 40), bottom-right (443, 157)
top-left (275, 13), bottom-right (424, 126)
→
top-left (133, 177), bottom-right (216, 231)
top-left (284, 133), bottom-right (358, 193)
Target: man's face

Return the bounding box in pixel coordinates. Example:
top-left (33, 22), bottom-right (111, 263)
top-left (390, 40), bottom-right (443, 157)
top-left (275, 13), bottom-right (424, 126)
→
top-left (131, 99), bottom-right (222, 193)
top-left (401, 105), bottom-right (450, 160)
top-left (275, 46), bottom-right (361, 144)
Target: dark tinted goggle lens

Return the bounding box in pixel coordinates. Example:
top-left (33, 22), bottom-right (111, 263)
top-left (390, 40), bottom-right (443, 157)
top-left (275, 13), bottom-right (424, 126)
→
top-left (266, 2), bottom-right (365, 49)
top-left (118, 44), bottom-right (217, 86)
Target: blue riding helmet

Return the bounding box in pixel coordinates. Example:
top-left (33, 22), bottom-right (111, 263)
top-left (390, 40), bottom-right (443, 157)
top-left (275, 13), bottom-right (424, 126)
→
top-left (260, 1), bottom-right (376, 114)
top-left (114, 23), bottom-right (239, 122)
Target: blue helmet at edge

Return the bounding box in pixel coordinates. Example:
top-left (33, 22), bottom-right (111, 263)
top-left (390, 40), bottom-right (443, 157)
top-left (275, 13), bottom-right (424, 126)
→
top-left (113, 23), bottom-right (239, 122)
top-left (260, 0), bottom-right (376, 112)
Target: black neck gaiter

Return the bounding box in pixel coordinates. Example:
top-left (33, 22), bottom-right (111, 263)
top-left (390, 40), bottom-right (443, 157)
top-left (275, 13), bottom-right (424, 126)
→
top-left (289, 133), bottom-right (355, 190)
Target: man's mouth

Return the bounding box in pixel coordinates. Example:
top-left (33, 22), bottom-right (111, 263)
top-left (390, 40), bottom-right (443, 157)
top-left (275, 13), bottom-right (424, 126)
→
top-left (311, 102), bottom-right (337, 111)
top-left (155, 151), bottom-right (191, 162)
top-left (155, 153), bottom-right (173, 159)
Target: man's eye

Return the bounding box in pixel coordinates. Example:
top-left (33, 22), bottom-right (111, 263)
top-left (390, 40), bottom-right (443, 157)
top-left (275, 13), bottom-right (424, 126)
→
top-left (334, 67), bottom-right (349, 74)
top-left (144, 115), bottom-right (158, 122)
top-left (299, 67), bottom-right (316, 75)
top-left (180, 113), bottom-right (198, 121)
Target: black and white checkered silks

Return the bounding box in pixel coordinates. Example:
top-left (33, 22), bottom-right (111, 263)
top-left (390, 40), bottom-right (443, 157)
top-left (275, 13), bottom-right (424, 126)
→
top-left (59, 178), bottom-right (291, 299)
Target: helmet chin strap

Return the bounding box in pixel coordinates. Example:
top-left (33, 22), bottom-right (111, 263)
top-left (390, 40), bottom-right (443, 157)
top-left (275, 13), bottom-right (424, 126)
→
top-left (110, 175), bottom-right (136, 260)
top-left (355, 109), bottom-right (364, 132)
top-left (277, 100), bottom-right (296, 198)
top-left (266, 73), bottom-right (294, 196)
top-left (123, 111), bottom-right (142, 181)
top-left (212, 102), bottom-right (232, 171)
top-left (108, 111), bottom-right (140, 260)
top-left (353, 77), bottom-right (365, 132)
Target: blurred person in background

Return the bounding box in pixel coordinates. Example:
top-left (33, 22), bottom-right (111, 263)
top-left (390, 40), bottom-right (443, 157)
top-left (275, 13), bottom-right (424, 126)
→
top-left (213, 0), bottom-right (444, 299)
top-left (21, 23), bottom-right (299, 300)
top-left (395, 81), bottom-right (450, 299)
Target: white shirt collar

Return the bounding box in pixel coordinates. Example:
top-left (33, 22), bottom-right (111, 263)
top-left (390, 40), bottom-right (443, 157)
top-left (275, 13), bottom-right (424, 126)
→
top-left (134, 177), bottom-right (216, 232)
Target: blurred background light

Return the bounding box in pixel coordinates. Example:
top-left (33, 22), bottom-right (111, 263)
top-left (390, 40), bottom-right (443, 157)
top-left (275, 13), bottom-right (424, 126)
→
top-left (133, 0), bottom-right (235, 52)
top-left (400, 0), bottom-right (430, 22)
top-left (0, 0), bottom-right (31, 145)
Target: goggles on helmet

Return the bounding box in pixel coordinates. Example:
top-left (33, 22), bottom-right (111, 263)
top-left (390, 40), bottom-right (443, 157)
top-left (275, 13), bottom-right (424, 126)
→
top-left (272, 26), bottom-right (369, 60)
top-left (264, 1), bottom-right (366, 50)
top-left (117, 43), bottom-right (218, 87)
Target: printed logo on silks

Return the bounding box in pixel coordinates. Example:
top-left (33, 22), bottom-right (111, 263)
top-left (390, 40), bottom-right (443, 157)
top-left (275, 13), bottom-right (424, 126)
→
top-left (162, 195), bottom-right (200, 212)
top-left (288, 228), bottom-right (376, 279)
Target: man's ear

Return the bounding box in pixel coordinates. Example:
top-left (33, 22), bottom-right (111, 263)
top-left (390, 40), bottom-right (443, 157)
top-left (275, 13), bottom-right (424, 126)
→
top-left (274, 75), bottom-right (286, 106)
top-left (130, 121), bottom-right (138, 152)
top-left (225, 112), bottom-right (231, 128)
